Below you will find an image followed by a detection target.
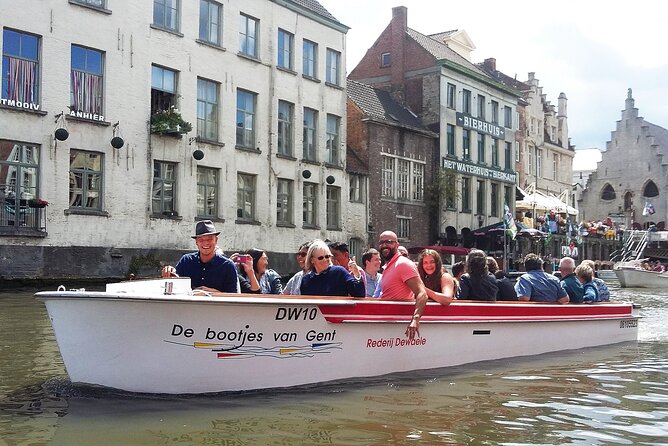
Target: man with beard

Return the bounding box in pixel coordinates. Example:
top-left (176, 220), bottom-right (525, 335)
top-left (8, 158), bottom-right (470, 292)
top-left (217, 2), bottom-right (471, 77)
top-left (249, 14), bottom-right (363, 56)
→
top-left (377, 231), bottom-right (428, 339)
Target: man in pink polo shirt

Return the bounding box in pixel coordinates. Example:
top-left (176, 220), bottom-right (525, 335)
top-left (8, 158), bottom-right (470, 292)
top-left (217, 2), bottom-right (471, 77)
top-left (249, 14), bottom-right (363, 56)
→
top-left (378, 231), bottom-right (428, 339)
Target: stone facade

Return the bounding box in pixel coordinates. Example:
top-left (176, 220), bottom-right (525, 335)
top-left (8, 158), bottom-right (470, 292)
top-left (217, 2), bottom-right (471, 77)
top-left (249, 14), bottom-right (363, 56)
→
top-left (0, 0), bottom-right (361, 280)
top-left (578, 90), bottom-right (668, 229)
top-left (349, 6), bottom-right (520, 246)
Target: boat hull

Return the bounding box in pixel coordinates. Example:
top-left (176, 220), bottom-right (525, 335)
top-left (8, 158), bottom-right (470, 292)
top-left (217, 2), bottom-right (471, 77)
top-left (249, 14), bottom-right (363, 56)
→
top-left (615, 266), bottom-right (668, 287)
top-left (37, 279), bottom-right (639, 394)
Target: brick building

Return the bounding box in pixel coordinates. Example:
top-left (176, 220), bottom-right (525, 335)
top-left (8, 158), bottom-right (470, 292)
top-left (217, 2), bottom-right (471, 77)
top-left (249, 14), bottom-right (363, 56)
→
top-left (347, 79), bottom-right (437, 248)
top-left (349, 6), bottom-right (520, 247)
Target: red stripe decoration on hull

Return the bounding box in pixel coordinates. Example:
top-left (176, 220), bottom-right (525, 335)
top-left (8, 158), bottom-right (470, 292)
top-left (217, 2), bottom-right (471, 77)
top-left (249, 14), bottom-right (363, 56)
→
top-left (317, 301), bottom-right (634, 324)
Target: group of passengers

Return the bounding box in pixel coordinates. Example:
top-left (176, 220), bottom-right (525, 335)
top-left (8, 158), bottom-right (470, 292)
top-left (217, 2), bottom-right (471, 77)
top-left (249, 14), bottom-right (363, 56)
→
top-left (161, 220), bottom-right (613, 338)
top-left (641, 260), bottom-right (667, 272)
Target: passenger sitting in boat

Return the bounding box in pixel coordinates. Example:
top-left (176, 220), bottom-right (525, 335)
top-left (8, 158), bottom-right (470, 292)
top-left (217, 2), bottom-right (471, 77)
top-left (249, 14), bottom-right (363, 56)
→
top-left (653, 261), bottom-right (666, 273)
top-left (417, 249), bottom-right (455, 305)
top-left (160, 220), bottom-right (240, 293)
top-left (236, 248), bottom-right (283, 294)
top-left (283, 242), bottom-right (311, 295)
top-left (451, 261), bottom-right (465, 298)
top-left (398, 245), bottom-right (410, 258)
top-left (487, 257), bottom-right (517, 301)
top-left (458, 249), bottom-right (498, 301)
top-left (558, 257), bottom-right (584, 304)
top-left (575, 263), bottom-right (599, 302)
top-left (514, 253), bottom-right (569, 304)
top-left (377, 231), bottom-right (428, 339)
top-left (580, 260), bottom-right (610, 301)
top-left (300, 239), bottom-right (365, 298)
top-left (361, 248), bottom-right (382, 297)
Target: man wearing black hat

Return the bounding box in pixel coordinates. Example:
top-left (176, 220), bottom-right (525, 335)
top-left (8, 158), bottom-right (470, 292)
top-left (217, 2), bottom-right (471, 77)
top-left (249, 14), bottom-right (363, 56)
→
top-left (161, 220), bottom-right (239, 293)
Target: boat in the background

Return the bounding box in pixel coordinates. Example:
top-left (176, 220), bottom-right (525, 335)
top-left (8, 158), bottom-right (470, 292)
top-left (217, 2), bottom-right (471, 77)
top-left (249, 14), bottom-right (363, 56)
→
top-left (37, 278), bottom-right (639, 394)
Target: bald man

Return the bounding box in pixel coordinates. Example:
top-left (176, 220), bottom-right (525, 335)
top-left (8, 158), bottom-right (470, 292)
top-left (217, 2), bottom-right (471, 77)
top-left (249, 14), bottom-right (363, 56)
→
top-left (559, 256), bottom-right (584, 303)
top-left (377, 230), bottom-right (428, 340)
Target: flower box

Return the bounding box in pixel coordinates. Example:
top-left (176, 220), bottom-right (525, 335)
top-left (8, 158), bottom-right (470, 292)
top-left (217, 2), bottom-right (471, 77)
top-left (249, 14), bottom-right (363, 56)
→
top-left (150, 107), bottom-right (192, 135)
top-left (28, 199), bottom-right (49, 208)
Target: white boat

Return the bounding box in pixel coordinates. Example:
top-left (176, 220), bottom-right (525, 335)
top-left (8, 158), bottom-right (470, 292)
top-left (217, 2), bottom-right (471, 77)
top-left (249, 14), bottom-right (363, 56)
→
top-left (614, 265), bottom-right (668, 288)
top-left (37, 278), bottom-right (639, 394)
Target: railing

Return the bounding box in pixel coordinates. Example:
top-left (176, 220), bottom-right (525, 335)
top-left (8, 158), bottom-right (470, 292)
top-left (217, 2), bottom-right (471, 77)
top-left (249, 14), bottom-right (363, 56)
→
top-left (0, 197), bottom-right (47, 234)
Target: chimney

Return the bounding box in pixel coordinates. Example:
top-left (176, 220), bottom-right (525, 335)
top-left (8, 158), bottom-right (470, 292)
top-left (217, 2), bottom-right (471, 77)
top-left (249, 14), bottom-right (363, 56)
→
top-left (483, 58), bottom-right (496, 72)
top-left (390, 6), bottom-right (407, 86)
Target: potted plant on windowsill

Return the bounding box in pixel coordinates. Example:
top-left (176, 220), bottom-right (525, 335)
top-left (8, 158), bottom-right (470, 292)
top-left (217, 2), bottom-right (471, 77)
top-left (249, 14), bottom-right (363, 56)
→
top-left (28, 198), bottom-right (49, 208)
top-left (150, 107), bottom-right (193, 136)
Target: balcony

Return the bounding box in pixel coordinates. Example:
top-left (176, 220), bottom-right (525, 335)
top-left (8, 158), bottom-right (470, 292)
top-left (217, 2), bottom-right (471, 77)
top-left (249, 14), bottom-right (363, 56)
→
top-left (0, 197), bottom-right (47, 236)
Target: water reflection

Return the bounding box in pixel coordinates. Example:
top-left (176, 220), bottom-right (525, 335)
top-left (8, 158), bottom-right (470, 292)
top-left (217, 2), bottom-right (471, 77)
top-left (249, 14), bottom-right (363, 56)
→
top-left (1, 287), bottom-right (667, 445)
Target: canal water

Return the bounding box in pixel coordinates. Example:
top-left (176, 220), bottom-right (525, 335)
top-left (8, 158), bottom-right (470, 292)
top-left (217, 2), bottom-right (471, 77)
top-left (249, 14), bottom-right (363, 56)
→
top-left (1, 284), bottom-right (667, 445)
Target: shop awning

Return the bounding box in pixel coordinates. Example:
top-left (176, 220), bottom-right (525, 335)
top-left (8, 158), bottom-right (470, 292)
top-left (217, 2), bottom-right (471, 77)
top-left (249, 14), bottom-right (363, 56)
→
top-left (516, 191), bottom-right (578, 215)
top-left (407, 245), bottom-right (471, 256)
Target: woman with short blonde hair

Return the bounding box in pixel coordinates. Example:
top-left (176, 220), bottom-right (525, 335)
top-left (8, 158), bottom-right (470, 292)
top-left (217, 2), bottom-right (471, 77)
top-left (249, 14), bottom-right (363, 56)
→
top-left (300, 239), bottom-right (365, 297)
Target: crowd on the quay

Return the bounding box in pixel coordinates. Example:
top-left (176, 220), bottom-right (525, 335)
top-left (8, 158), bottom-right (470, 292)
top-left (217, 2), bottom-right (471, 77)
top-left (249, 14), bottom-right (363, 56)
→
top-left (161, 220), bottom-right (613, 337)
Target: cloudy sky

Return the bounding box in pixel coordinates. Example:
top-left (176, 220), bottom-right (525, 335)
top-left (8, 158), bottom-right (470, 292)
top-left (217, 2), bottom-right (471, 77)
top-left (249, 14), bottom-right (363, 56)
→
top-left (322, 0), bottom-right (668, 155)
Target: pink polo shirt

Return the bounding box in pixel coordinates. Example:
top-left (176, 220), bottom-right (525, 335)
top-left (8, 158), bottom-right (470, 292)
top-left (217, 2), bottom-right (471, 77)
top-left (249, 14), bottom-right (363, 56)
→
top-left (380, 252), bottom-right (418, 301)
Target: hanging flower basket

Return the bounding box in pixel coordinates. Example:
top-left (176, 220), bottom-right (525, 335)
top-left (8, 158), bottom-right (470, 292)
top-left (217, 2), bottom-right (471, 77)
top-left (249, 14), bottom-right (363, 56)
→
top-left (28, 198), bottom-right (49, 208)
top-left (150, 107), bottom-right (192, 135)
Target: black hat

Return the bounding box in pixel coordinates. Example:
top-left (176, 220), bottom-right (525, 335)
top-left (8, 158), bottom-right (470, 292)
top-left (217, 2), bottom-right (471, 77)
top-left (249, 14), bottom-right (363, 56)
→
top-left (191, 220), bottom-right (220, 238)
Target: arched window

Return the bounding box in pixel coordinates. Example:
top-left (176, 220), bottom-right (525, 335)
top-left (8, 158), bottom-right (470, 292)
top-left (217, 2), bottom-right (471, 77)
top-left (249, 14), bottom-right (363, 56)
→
top-left (643, 180), bottom-right (659, 198)
top-left (624, 192), bottom-right (632, 211)
top-left (601, 184), bottom-right (616, 201)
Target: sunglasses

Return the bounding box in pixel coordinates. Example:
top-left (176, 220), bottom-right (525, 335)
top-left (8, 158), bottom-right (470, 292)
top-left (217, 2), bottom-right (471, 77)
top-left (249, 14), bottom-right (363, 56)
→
top-left (379, 239), bottom-right (397, 245)
top-left (297, 252), bottom-right (307, 258)
top-left (315, 254), bottom-right (332, 261)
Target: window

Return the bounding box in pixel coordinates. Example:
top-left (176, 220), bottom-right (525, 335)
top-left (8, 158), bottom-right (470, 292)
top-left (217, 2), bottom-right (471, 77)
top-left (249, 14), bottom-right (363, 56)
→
top-left (197, 78), bottom-right (218, 140)
top-left (552, 153), bottom-right (558, 180)
top-left (277, 100), bottom-right (294, 156)
top-left (199, 0), bottom-right (221, 46)
top-left (239, 14), bottom-right (258, 58)
top-left (397, 159), bottom-right (409, 200)
top-left (397, 217), bottom-right (411, 240)
top-left (476, 180), bottom-right (485, 215)
top-left (491, 100), bottom-right (499, 124)
top-left (446, 83), bottom-right (456, 109)
top-left (504, 185), bottom-right (512, 207)
top-left (153, 0), bottom-right (180, 32)
top-left (412, 163), bottom-right (424, 201)
top-left (277, 29), bottom-right (293, 70)
top-left (303, 107), bottom-right (317, 161)
top-left (2, 29), bottom-right (40, 106)
top-left (276, 178), bottom-right (293, 224)
top-left (349, 238), bottom-right (363, 262)
top-left (0, 140), bottom-right (39, 199)
top-left (445, 173), bottom-right (456, 209)
top-left (504, 106), bottom-right (512, 128)
top-left (505, 142), bottom-right (513, 170)
top-left (326, 185), bottom-right (340, 229)
top-left (73, 0), bottom-right (105, 6)
top-left (537, 149), bottom-right (542, 177)
top-left (151, 65), bottom-right (177, 113)
top-left (303, 182), bottom-right (317, 226)
top-left (601, 184), bottom-right (616, 201)
top-left (236, 89), bottom-right (256, 148)
top-left (381, 156), bottom-right (394, 197)
top-left (152, 161), bottom-right (176, 214)
top-left (551, 126), bottom-right (557, 142)
top-left (381, 52), bottom-right (391, 67)
top-left (70, 150), bottom-right (102, 210)
top-left (530, 118), bottom-right (536, 134)
top-left (447, 124), bottom-right (455, 156)
top-left (236, 173), bottom-right (256, 220)
top-left (461, 177), bottom-right (470, 211)
top-left (462, 129), bottom-right (470, 160)
top-left (71, 45), bottom-right (104, 116)
top-left (477, 95), bottom-right (485, 120)
top-left (490, 183), bottom-right (499, 217)
top-left (326, 114), bottom-right (340, 165)
top-left (326, 48), bottom-right (340, 86)
top-left (624, 192), bottom-right (633, 211)
top-left (526, 145), bottom-right (534, 175)
top-left (380, 155), bottom-right (425, 202)
top-left (349, 174), bottom-right (364, 203)
top-left (515, 141), bottom-right (520, 163)
top-left (303, 40), bottom-right (317, 78)
top-left (491, 138), bottom-right (499, 167)
top-left (462, 89), bottom-right (471, 114)
top-left (477, 133), bottom-right (485, 163)
top-left (643, 180), bottom-right (659, 198)
top-left (197, 166), bottom-right (218, 217)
